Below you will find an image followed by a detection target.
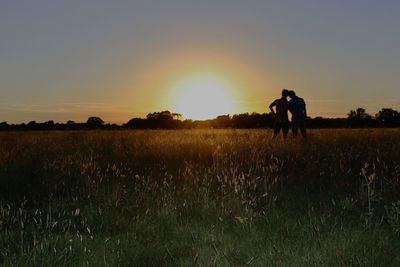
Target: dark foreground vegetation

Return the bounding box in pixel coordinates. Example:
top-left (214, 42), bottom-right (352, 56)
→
top-left (1, 107), bottom-right (400, 130)
top-left (0, 129), bottom-right (400, 266)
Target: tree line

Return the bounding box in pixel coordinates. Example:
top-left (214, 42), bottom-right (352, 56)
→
top-left (0, 108), bottom-right (399, 131)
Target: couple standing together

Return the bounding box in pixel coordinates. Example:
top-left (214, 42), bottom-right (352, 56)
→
top-left (269, 89), bottom-right (307, 139)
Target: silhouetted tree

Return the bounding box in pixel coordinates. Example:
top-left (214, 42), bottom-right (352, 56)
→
top-left (86, 117), bottom-right (104, 129)
top-left (2, 106), bottom-right (400, 131)
top-left (375, 108), bottom-right (400, 127)
top-left (43, 120), bottom-right (54, 127)
top-left (26, 121), bottom-right (38, 130)
top-left (308, 117), bottom-right (348, 128)
top-left (347, 108), bottom-right (373, 127)
top-left (231, 113), bottom-right (274, 128)
top-left (146, 111), bottom-right (180, 129)
top-left (125, 118), bottom-right (147, 129)
top-left (348, 108), bottom-right (370, 119)
top-left (212, 115), bottom-right (231, 128)
top-left (30, 120), bottom-right (54, 130)
top-left (0, 122), bottom-right (9, 130)
top-left (125, 111), bottom-right (183, 129)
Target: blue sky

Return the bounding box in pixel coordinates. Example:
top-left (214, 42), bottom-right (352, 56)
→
top-left (1, 1), bottom-right (399, 122)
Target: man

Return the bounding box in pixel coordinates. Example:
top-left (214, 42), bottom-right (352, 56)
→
top-left (287, 90), bottom-right (307, 138)
top-left (269, 89), bottom-right (290, 139)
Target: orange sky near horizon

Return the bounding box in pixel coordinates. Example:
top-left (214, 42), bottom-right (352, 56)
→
top-left (2, 43), bottom-right (399, 124)
top-left (131, 49), bottom-right (269, 120)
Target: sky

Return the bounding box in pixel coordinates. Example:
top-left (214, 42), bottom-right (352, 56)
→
top-left (1, 0), bottom-right (400, 123)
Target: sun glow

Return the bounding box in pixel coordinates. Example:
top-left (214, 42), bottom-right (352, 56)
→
top-left (172, 73), bottom-right (238, 120)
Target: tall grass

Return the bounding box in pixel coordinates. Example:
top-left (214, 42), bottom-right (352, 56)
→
top-left (0, 129), bottom-right (399, 266)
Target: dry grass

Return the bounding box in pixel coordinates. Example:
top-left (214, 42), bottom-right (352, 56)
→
top-left (0, 129), bottom-right (399, 266)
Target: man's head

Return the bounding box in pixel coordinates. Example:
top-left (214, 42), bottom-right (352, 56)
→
top-left (288, 90), bottom-right (296, 98)
top-left (281, 89), bottom-right (289, 98)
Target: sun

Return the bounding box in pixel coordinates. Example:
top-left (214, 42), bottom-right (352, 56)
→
top-left (171, 73), bottom-right (238, 120)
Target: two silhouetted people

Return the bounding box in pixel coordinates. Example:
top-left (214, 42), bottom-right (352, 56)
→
top-left (269, 89), bottom-right (307, 139)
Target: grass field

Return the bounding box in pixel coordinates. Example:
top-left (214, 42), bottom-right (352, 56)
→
top-left (0, 129), bottom-right (400, 266)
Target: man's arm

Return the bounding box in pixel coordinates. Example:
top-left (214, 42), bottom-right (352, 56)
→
top-left (302, 101), bottom-right (307, 118)
top-left (269, 100), bottom-right (277, 115)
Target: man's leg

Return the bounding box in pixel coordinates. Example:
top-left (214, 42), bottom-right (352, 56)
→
top-left (291, 121), bottom-right (298, 137)
top-left (300, 125), bottom-right (307, 139)
top-left (282, 123), bottom-right (289, 139)
top-left (273, 123), bottom-right (281, 139)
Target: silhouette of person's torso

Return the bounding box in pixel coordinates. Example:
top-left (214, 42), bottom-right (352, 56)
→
top-left (289, 96), bottom-right (306, 121)
top-left (272, 98), bottom-right (289, 122)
